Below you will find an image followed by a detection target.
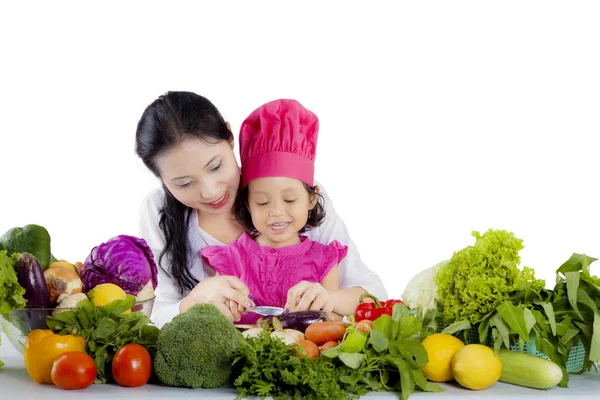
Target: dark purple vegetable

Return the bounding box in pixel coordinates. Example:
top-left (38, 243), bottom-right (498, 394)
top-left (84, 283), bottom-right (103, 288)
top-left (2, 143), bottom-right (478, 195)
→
top-left (81, 235), bottom-right (158, 295)
top-left (258, 310), bottom-right (332, 333)
top-left (15, 252), bottom-right (51, 330)
top-left (16, 252), bottom-right (50, 308)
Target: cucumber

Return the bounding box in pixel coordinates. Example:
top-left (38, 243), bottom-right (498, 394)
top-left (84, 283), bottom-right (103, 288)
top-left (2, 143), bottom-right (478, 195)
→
top-left (498, 349), bottom-right (563, 389)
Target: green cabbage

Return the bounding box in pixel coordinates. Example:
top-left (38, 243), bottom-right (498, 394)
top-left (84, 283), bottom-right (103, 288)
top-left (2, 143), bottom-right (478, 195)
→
top-left (436, 229), bottom-right (545, 324)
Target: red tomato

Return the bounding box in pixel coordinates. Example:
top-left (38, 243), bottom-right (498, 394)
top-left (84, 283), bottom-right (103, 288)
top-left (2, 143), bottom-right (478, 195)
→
top-left (51, 351), bottom-right (96, 390)
top-left (112, 343), bottom-right (152, 387)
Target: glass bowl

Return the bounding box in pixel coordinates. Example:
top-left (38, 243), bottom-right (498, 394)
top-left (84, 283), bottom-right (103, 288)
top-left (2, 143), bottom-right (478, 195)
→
top-left (1, 295), bottom-right (155, 355)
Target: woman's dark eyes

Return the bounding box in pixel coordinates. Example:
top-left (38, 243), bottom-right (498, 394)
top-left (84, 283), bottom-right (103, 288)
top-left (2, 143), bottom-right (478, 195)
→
top-left (177, 182), bottom-right (192, 188)
top-left (284, 199), bottom-right (296, 203)
top-left (256, 202), bottom-right (268, 206)
top-left (210, 163), bottom-right (221, 172)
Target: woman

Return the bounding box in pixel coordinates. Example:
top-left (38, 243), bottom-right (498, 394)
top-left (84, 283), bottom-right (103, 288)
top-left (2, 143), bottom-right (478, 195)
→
top-left (136, 91), bottom-right (387, 328)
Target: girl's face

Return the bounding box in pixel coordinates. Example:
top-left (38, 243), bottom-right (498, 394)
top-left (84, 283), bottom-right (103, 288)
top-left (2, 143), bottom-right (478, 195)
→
top-left (156, 138), bottom-right (240, 216)
top-left (247, 177), bottom-right (318, 248)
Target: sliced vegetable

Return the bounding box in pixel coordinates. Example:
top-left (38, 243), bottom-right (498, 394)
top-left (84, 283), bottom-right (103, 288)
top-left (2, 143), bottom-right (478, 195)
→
top-left (498, 349), bottom-right (562, 389)
top-left (258, 310), bottom-right (331, 333)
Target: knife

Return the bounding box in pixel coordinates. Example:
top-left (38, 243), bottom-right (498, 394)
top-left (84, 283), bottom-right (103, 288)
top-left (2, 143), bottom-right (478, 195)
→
top-left (253, 306), bottom-right (284, 316)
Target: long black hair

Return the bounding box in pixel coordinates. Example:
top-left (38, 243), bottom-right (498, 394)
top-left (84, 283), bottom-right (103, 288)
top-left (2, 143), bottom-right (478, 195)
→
top-left (135, 91), bottom-right (233, 295)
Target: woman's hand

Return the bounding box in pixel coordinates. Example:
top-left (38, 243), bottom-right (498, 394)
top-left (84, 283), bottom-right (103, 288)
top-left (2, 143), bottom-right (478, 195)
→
top-left (284, 281), bottom-right (336, 313)
top-left (179, 275), bottom-right (255, 321)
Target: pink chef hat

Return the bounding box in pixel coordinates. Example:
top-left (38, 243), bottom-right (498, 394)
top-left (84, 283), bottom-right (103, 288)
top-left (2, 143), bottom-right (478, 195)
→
top-left (239, 99), bottom-right (319, 188)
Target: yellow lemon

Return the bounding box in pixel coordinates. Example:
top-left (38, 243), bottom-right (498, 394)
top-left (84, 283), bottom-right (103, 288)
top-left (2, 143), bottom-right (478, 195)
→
top-left (421, 333), bottom-right (465, 382)
top-left (88, 283), bottom-right (130, 313)
top-left (451, 344), bottom-right (502, 390)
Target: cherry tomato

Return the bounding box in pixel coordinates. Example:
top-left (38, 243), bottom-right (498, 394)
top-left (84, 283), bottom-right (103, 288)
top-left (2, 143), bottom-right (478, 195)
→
top-left (112, 343), bottom-right (152, 387)
top-left (51, 351), bottom-right (96, 390)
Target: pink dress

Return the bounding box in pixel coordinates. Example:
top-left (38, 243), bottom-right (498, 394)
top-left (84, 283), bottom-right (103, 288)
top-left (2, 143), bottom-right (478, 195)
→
top-left (200, 232), bottom-right (348, 324)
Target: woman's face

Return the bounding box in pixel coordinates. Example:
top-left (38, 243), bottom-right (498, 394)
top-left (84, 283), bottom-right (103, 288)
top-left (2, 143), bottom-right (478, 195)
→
top-left (156, 138), bottom-right (240, 216)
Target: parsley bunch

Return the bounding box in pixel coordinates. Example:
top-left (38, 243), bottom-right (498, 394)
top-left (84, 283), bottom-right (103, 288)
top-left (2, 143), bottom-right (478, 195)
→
top-left (232, 331), bottom-right (356, 400)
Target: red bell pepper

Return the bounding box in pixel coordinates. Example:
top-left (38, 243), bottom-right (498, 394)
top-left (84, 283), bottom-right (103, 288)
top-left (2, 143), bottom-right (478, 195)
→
top-left (354, 293), bottom-right (404, 322)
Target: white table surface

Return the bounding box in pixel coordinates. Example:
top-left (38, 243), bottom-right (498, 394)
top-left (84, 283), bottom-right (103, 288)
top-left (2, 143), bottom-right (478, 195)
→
top-left (1, 333), bottom-right (599, 399)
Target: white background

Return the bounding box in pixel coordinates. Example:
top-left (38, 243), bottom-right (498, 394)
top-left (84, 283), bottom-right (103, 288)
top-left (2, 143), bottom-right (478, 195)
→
top-left (1, 1), bottom-right (599, 299)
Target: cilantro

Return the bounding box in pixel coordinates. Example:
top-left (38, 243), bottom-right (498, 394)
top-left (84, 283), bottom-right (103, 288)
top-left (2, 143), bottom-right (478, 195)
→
top-left (46, 294), bottom-right (159, 383)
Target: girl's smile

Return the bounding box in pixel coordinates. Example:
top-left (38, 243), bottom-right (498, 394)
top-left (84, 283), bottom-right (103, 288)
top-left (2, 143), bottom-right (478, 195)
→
top-left (248, 177), bottom-right (318, 248)
top-left (268, 221), bottom-right (292, 233)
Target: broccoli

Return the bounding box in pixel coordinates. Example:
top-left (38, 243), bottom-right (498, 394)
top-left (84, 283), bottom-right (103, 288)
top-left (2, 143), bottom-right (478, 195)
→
top-left (154, 303), bottom-right (244, 388)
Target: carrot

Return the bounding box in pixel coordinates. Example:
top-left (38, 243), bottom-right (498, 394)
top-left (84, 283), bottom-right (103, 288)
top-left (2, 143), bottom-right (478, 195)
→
top-left (297, 339), bottom-right (319, 360)
top-left (356, 319), bottom-right (373, 333)
top-left (305, 321), bottom-right (346, 345)
top-left (318, 341), bottom-right (339, 352)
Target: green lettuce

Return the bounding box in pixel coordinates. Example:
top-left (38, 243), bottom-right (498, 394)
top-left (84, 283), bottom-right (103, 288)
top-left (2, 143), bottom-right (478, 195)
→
top-left (436, 229), bottom-right (545, 324)
top-left (0, 249), bottom-right (27, 367)
top-left (0, 250), bottom-right (26, 314)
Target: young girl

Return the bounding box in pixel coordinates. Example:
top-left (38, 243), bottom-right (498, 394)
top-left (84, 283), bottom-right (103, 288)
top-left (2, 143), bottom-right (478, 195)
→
top-left (201, 99), bottom-right (351, 324)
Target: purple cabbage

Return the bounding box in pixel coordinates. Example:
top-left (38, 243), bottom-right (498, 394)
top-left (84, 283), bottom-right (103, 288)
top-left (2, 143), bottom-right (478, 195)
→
top-left (82, 235), bottom-right (158, 295)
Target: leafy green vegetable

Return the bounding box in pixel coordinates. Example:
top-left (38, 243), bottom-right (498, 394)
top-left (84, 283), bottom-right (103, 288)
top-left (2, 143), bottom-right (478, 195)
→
top-left (436, 229), bottom-right (545, 324)
top-left (443, 252), bottom-right (600, 388)
top-left (1, 249), bottom-right (27, 367)
top-left (46, 294), bottom-right (159, 383)
top-left (323, 304), bottom-right (443, 400)
top-left (0, 250), bottom-right (26, 314)
top-left (233, 330), bottom-right (354, 400)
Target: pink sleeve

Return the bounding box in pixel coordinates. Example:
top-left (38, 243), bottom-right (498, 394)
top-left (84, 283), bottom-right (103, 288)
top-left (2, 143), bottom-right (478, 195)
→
top-left (200, 245), bottom-right (234, 276)
top-left (318, 240), bottom-right (348, 281)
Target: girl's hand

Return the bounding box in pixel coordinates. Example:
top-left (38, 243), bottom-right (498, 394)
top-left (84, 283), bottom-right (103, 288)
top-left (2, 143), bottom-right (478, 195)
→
top-left (179, 275), bottom-right (255, 321)
top-left (284, 281), bottom-right (336, 313)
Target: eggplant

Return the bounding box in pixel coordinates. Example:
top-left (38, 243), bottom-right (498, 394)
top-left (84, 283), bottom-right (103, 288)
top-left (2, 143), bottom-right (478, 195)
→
top-left (257, 310), bottom-right (332, 333)
top-left (15, 252), bottom-right (52, 330)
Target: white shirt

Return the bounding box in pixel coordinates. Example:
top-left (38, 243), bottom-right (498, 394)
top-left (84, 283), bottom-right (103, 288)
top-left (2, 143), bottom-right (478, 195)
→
top-left (139, 183), bottom-right (388, 328)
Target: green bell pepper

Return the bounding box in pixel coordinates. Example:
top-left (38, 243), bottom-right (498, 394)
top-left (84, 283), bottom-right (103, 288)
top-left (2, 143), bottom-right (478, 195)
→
top-left (0, 224), bottom-right (52, 269)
